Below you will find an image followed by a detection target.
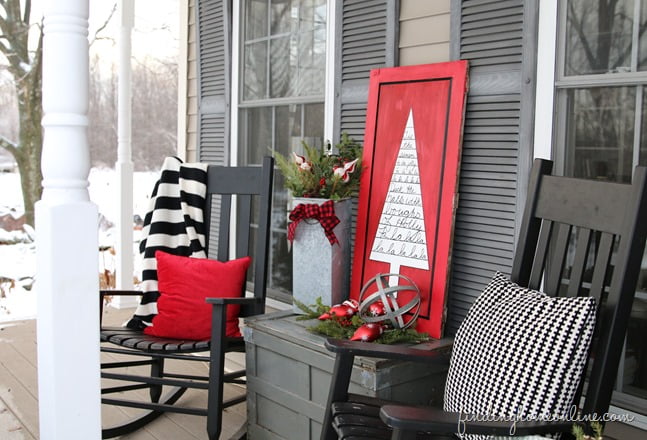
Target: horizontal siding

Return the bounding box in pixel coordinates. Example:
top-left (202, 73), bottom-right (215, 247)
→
top-left (399, 0), bottom-right (450, 66)
top-left (400, 14), bottom-right (450, 47)
top-left (400, 43), bottom-right (449, 66)
top-left (400, 0), bottom-right (450, 19)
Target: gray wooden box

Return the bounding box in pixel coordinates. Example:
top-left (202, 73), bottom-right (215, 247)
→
top-left (243, 311), bottom-right (451, 440)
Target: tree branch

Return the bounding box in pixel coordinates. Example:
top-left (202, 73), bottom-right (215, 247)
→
top-left (90, 3), bottom-right (117, 47)
top-left (22, 0), bottom-right (30, 26)
top-left (568, 2), bottom-right (597, 73)
top-left (0, 134), bottom-right (17, 155)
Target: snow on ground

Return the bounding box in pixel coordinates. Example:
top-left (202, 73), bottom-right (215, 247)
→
top-left (0, 169), bottom-right (158, 323)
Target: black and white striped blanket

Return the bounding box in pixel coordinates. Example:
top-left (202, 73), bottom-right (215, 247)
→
top-left (126, 156), bottom-right (209, 330)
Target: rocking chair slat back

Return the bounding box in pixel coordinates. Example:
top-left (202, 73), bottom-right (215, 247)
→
top-left (321, 159), bottom-right (647, 440)
top-left (512, 160), bottom-right (647, 419)
top-left (566, 227), bottom-right (593, 298)
top-left (543, 222), bottom-right (572, 295)
top-left (213, 193), bottom-right (231, 262)
top-left (589, 232), bottom-right (615, 303)
top-left (101, 156), bottom-right (274, 440)
top-left (235, 194), bottom-right (252, 259)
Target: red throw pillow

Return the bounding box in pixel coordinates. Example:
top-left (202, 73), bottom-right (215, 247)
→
top-left (144, 251), bottom-right (251, 340)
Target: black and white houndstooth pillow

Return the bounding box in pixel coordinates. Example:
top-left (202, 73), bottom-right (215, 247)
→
top-left (444, 272), bottom-right (597, 439)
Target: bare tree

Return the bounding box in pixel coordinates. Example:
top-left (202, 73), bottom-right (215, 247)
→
top-left (130, 58), bottom-right (177, 169)
top-left (0, 0), bottom-right (42, 226)
top-left (87, 56), bottom-right (177, 171)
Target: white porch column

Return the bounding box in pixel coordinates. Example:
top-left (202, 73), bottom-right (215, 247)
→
top-left (37, 0), bottom-right (101, 438)
top-left (114, 0), bottom-right (137, 307)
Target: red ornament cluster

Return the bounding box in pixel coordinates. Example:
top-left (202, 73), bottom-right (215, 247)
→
top-left (317, 299), bottom-right (358, 321)
top-left (318, 298), bottom-right (397, 342)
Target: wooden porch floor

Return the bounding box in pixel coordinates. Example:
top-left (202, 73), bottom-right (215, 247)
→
top-left (0, 306), bottom-right (246, 440)
top-left (2, 307), bottom-right (645, 439)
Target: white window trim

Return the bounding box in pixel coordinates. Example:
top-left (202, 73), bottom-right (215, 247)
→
top-left (533, 0), bottom-right (557, 161)
top-left (230, 0), bottom-right (334, 166)
top-left (231, 0), bottom-right (241, 166)
top-left (323, 0), bottom-right (336, 143)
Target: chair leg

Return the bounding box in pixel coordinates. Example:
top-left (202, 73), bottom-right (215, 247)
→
top-left (150, 357), bottom-right (164, 403)
top-left (321, 351), bottom-right (355, 440)
top-left (207, 303), bottom-right (228, 440)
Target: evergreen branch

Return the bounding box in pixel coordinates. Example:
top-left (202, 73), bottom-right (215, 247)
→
top-left (299, 297), bottom-right (430, 345)
top-left (293, 297), bottom-right (328, 320)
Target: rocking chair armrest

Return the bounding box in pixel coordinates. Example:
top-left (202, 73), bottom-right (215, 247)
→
top-left (379, 405), bottom-right (572, 437)
top-left (324, 337), bottom-right (453, 363)
top-left (205, 297), bottom-right (262, 306)
top-left (100, 289), bottom-right (143, 298)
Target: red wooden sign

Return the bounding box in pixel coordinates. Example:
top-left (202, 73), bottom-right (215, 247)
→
top-left (351, 61), bottom-right (468, 339)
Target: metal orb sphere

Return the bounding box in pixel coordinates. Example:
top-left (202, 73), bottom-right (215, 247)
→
top-left (358, 273), bottom-right (421, 329)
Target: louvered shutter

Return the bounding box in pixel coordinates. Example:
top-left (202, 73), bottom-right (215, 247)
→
top-left (196, 0), bottom-right (231, 165)
top-left (333, 0), bottom-right (399, 144)
top-left (333, 0), bottom-right (399, 279)
top-left (195, 0), bottom-right (231, 256)
top-left (446, 0), bottom-right (538, 333)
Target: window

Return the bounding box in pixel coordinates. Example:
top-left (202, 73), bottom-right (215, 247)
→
top-left (237, 0), bottom-right (327, 299)
top-left (556, 0), bottom-right (647, 414)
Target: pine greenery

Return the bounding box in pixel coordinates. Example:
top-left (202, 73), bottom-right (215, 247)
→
top-left (273, 132), bottom-right (363, 200)
top-left (294, 297), bottom-right (430, 344)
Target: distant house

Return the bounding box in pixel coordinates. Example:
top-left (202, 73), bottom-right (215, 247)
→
top-left (176, 0), bottom-right (646, 428)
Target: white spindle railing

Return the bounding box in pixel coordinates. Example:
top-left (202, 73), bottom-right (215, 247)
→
top-left (115, 0), bottom-right (136, 304)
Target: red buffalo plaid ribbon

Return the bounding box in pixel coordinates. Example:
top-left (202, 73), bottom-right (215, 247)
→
top-left (287, 200), bottom-right (340, 245)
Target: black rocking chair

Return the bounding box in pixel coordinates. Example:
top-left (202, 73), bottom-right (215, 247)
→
top-left (100, 157), bottom-right (274, 439)
top-left (320, 158), bottom-right (647, 439)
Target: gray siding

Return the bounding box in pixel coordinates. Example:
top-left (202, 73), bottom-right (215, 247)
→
top-left (332, 0), bottom-right (399, 144)
top-left (399, 0), bottom-right (450, 65)
top-left (447, 0), bottom-right (538, 334)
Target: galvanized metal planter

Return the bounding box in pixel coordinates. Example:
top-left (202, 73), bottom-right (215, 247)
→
top-left (290, 197), bottom-right (352, 312)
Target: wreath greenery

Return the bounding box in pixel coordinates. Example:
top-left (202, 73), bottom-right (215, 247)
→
top-left (294, 297), bottom-right (430, 344)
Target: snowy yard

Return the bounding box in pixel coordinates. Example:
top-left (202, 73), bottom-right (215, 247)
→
top-left (0, 169), bottom-right (158, 322)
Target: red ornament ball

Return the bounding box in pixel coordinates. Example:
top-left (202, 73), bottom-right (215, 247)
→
top-left (350, 323), bottom-right (384, 342)
top-left (318, 299), bottom-right (359, 321)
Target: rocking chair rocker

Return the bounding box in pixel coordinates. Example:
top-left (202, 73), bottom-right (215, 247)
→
top-left (321, 158), bottom-right (647, 439)
top-left (100, 156), bottom-right (274, 439)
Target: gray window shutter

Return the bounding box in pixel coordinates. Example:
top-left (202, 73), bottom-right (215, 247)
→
top-left (447, 0), bottom-right (539, 333)
top-left (195, 0), bottom-right (231, 256)
top-left (333, 0), bottom-right (399, 281)
top-left (196, 0), bottom-right (231, 165)
top-left (333, 0), bottom-right (399, 144)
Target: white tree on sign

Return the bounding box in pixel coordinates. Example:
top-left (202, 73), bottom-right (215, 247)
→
top-left (369, 109), bottom-right (429, 286)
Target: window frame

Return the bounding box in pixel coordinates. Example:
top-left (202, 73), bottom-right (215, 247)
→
top-left (232, 1), bottom-right (335, 169)
top-left (553, 0), bottom-right (647, 176)
top-left (230, 0), bottom-right (334, 302)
